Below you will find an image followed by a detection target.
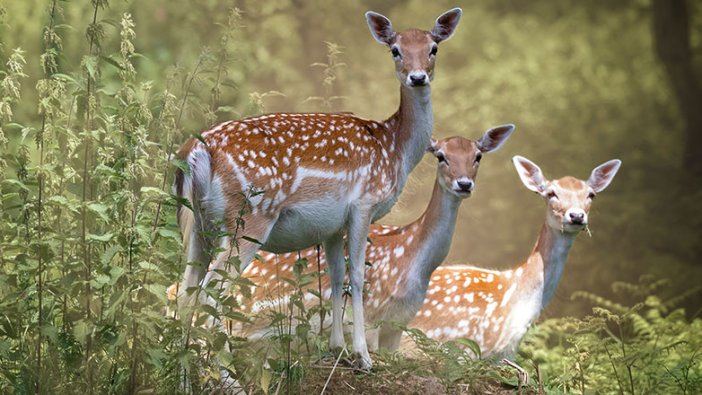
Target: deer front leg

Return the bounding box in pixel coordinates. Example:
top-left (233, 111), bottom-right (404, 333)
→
top-left (324, 232), bottom-right (347, 351)
top-left (347, 204), bottom-right (373, 370)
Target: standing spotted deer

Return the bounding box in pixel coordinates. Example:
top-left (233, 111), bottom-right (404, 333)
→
top-left (209, 126), bottom-right (514, 349)
top-left (174, 8), bottom-right (463, 369)
top-left (407, 156), bottom-right (622, 359)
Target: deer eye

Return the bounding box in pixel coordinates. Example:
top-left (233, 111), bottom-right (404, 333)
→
top-left (474, 153), bottom-right (482, 164)
top-left (430, 46), bottom-right (438, 57)
top-left (391, 47), bottom-right (401, 59)
top-left (436, 153), bottom-right (448, 164)
top-left (588, 191), bottom-right (596, 199)
top-left (546, 191), bottom-right (558, 200)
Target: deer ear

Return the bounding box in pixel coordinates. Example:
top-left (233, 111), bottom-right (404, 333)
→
top-left (366, 11), bottom-right (395, 45)
top-left (426, 138), bottom-right (439, 153)
top-left (477, 124), bottom-right (515, 153)
top-left (431, 8), bottom-right (462, 43)
top-left (512, 155), bottom-right (547, 193)
top-left (587, 159), bottom-right (621, 193)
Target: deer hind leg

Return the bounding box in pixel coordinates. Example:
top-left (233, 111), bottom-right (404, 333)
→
top-left (178, 207), bottom-right (215, 306)
top-left (324, 231), bottom-right (346, 351)
top-left (200, 214), bottom-right (275, 331)
top-left (347, 204), bottom-right (373, 369)
top-left (365, 327), bottom-right (380, 352)
top-left (178, 147), bottom-right (216, 308)
top-left (378, 324), bottom-right (403, 351)
top-left (177, 195), bottom-right (219, 328)
top-left (190, 214), bottom-right (273, 395)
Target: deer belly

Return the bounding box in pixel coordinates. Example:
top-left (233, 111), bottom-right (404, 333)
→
top-left (263, 198), bottom-right (349, 253)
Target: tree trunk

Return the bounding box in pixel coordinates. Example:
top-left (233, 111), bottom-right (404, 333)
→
top-left (652, 0), bottom-right (702, 181)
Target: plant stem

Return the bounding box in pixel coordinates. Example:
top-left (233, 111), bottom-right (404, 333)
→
top-left (316, 244), bottom-right (324, 336)
top-left (617, 325), bottom-right (635, 394)
top-left (35, 1), bottom-right (58, 392)
top-left (604, 341), bottom-right (624, 395)
top-left (82, 3), bottom-right (101, 392)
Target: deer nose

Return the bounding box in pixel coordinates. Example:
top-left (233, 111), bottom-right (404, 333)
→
top-left (409, 72), bottom-right (428, 86)
top-left (569, 211), bottom-right (585, 224)
top-left (456, 179), bottom-right (474, 192)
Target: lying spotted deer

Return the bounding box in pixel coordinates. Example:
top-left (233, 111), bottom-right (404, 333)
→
top-left (174, 8), bottom-right (463, 370)
top-left (226, 126), bottom-right (514, 348)
top-left (407, 155), bottom-right (621, 361)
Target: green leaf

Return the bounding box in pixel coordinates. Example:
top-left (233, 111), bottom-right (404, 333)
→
top-left (52, 73), bottom-right (79, 86)
top-left (73, 320), bottom-right (92, 346)
top-left (95, 164), bottom-right (127, 180)
top-left (103, 290), bottom-right (127, 319)
top-left (1, 179), bottom-right (29, 192)
top-left (100, 55), bottom-right (124, 70)
top-left (101, 245), bottom-right (123, 266)
top-left (455, 338), bottom-right (482, 359)
top-left (138, 261), bottom-right (164, 276)
top-left (108, 266), bottom-right (127, 285)
top-left (157, 228), bottom-right (181, 242)
top-left (170, 194), bottom-right (193, 211)
top-left (144, 283), bottom-right (168, 304)
top-left (47, 195), bottom-right (80, 213)
top-left (87, 202), bottom-right (110, 222)
top-left (86, 232), bottom-right (114, 243)
top-left (3, 122), bottom-right (24, 130)
top-left (92, 273), bottom-right (111, 289)
top-left (191, 133), bottom-right (209, 147)
top-left (21, 126), bottom-right (36, 141)
top-left (241, 235), bottom-right (262, 245)
top-left (140, 186), bottom-right (170, 199)
top-left (82, 55), bottom-right (99, 79)
top-left (221, 309), bottom-right (250, 323)
top-left (40, 325), bottom-right (59, 344)
top-left (171, 158), bottom-right (191, 175)
top-left (146, 348), bottom-right (168, 369)
top-left (487, 369), bottom-right (518, 387)
top-left (135, 225), bottom-right (152, 246)
top-left (198, 304), bottom-right (220, 319)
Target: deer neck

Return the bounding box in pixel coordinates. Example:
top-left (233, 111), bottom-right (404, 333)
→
top-left (410, 178), bottom-right (462, 284)
top-left (518, 224), bottom-right (577, 310)
top-left (386, 84), bottom-right (433, 187)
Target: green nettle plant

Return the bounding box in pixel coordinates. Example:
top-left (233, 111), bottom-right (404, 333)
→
top-left (0, 2), bottom-right (700, 394)
top-left (305, 41), bottom-right (346, 112)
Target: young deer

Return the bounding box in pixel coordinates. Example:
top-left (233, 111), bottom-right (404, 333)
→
top-left (206, 126), bottom-right (515, 348)
top-left (407, 156), bottom-right (622, 359)
top-left (174, 8), bottom-right (463, 369)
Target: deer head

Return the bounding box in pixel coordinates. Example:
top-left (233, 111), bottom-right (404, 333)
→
top-left (366, 8), bottom-right (462, 87)
top-left (428, 124), bottom-right (515, 198)
top-left (513, 156), bottom-right (622, 233)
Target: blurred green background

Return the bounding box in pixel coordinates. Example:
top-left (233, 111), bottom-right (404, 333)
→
top-left (2, 0), bottom-right (701, 318)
